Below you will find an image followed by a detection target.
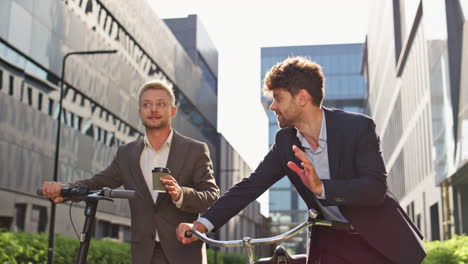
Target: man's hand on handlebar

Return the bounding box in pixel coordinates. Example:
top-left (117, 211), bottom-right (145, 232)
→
top-left (176, 221), bottom-right (207, 244)
top-left (42, 181), bottom-right (65, 203)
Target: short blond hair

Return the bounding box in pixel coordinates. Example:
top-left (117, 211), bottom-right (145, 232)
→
top-left (138, 80), bottom-right (176, 106)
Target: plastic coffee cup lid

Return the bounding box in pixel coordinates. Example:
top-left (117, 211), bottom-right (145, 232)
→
top-left (152, 167), bottom-right (171, 173)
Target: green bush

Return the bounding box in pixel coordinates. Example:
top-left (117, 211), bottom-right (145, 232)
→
top-left (207, 248), bottom-right (255, 264)
top-left (0, 231), bottom-right (253, 264)
top-left (423, 235), bottom-right (468, 264)
top-left (0, 231), bottom-right (130, 264)
top-left (4, 231), bottom-right (467, 264)
top-left (221, 251), bottom-right (248, 264)
top-left (207, 248), bottom-right (224, 264)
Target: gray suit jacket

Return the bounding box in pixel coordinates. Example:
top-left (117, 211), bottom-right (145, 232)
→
top-left (68, 131), bottom-right (220, 264)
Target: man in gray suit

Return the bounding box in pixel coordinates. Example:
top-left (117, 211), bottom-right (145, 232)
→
top-left (42, 80), bottom-right (220, 264)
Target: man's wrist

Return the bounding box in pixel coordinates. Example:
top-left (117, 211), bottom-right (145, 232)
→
top-left (174, 190), bottom-right (184, 207)
top-left (193, 221), bottom-right (208, 233)
top-left (313, 181), bottom-right (324, 197)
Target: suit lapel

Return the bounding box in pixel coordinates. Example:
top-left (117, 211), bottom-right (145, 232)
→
top-left (291, 130), bottom-right (305, 161)
top-left (323, 107), bottom-right (341, 180)
top-left (166, 131), bottom-right (184, 180)
top-left (129, 139), bottom-right (154, 202)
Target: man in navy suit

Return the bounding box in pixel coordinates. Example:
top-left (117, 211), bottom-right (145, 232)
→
top-left (176, 57), bottom-right (426, 264)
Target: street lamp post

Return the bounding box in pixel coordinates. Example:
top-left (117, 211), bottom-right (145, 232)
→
top-left (48, 49), bottom-right (118, 264)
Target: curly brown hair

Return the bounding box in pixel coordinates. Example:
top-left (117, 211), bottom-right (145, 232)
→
top-left (263, 57), bottom-right (325, 107)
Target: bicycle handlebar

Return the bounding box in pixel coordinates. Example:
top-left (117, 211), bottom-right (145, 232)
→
top-left (186, 209), bottom-right (352, 264)
top-left (36, 186), bottom-right (136, 200)
top-left (101, 188), bottom-right (135, 199)
top-left (187, 220), bottom-right (324, 248)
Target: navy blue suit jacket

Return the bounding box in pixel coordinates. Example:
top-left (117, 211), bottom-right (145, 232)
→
top-left (203, 107), bottom-right (426, 264)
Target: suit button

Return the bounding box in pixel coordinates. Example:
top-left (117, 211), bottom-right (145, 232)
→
top-left (336, 198), bottom-right (345, 203)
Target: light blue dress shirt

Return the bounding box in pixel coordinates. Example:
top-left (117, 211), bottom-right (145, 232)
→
top-left (295, 109), bottom-right (348, 223)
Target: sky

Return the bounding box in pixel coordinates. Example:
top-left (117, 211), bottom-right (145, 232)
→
top-left (149, 0), bottom-right (369, 215)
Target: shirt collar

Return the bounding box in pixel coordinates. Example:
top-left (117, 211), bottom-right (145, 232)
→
top-left (296, 109), bottom-right (327, 150)
top-left (143, 129), bottom-right (174, 150)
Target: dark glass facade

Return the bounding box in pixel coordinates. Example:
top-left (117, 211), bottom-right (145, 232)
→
top-left (0, 0), bottom-right (270, 251)
top-left (164, 15), bottom-right (271, 255)
top-left (0, 0), bottom-right (218, 240)
top-left (164, 14), bottom-right (219, 127)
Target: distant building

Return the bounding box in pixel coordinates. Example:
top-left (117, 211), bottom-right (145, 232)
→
top-left (260, 43), bottom-right (366, 253)
top-left (164, 14), bottom-right (271, 256)
top-left (217, 135), bottom-right (272, 256)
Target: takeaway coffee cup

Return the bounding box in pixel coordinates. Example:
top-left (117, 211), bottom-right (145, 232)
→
top-left (152, 167), bottom-right (171, 192)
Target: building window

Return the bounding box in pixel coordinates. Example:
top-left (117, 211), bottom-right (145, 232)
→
top-left (416, 213), bottom-right (421, 231)
top-left (129, 128), bottom-right (136, 137)
top-left (103, 130), bottom-right (107, 145)
top-left (269, 190), bottom-right (291, 211)
top-left (69, 112), bottom-right (74, 127)
top-left (27, 86), bottom-right (32, 106)
top-left (109, 134), bottom-right (115, 147)
top-left (85, 124), bottom-right (94, 137)
top-left (406, 201), bottom-right (415, 222)
top-left (430, 203), bottom-right (440, 240)
top-left (77, 115), bottom-right (82, 131)
top-left (31, 205), bottom-right (47, 233)
top-left (198, 54), bottom-right (217, 94)
top-left (96, 126), bottom-right (101, 141)
top-left (392, 0), bottom-right (404, 62)
top-left (0, 216), bottom-right (13, 230)
top-left (61, 109), bottom-right (67, 125)
top-left (48, 98), bottom-right (54, 116)
top-left (95, 220), bottom-right (119, 239)
top-left (8, 75), bottom-right (14, 96)
top-left (38, 92), bottom-right (43, 111)
top-left (95, 220), bottom-right (109, 238)
top-left (15, 203), bottom-right (27, 231)
top-left (0, 69), bottom-right (3, 90)
top-left (121, 226), bottom-right (130, 242)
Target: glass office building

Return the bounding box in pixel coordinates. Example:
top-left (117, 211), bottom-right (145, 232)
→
top-left (363, 0), bottom-right (468, 240)
top-left (164, 14), bottom-right (271, 256)
top-left (0, 0), bottom-right (269, 246)
top-left (260, 43), bottom-right (366, 253)
top-left (0, 0), bottom-right (218, 240)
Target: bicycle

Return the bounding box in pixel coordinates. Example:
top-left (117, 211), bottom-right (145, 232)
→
top-left (186, 209), bottom-right (353, 264)
top-left (37, 186), bottom-right (135, 264)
